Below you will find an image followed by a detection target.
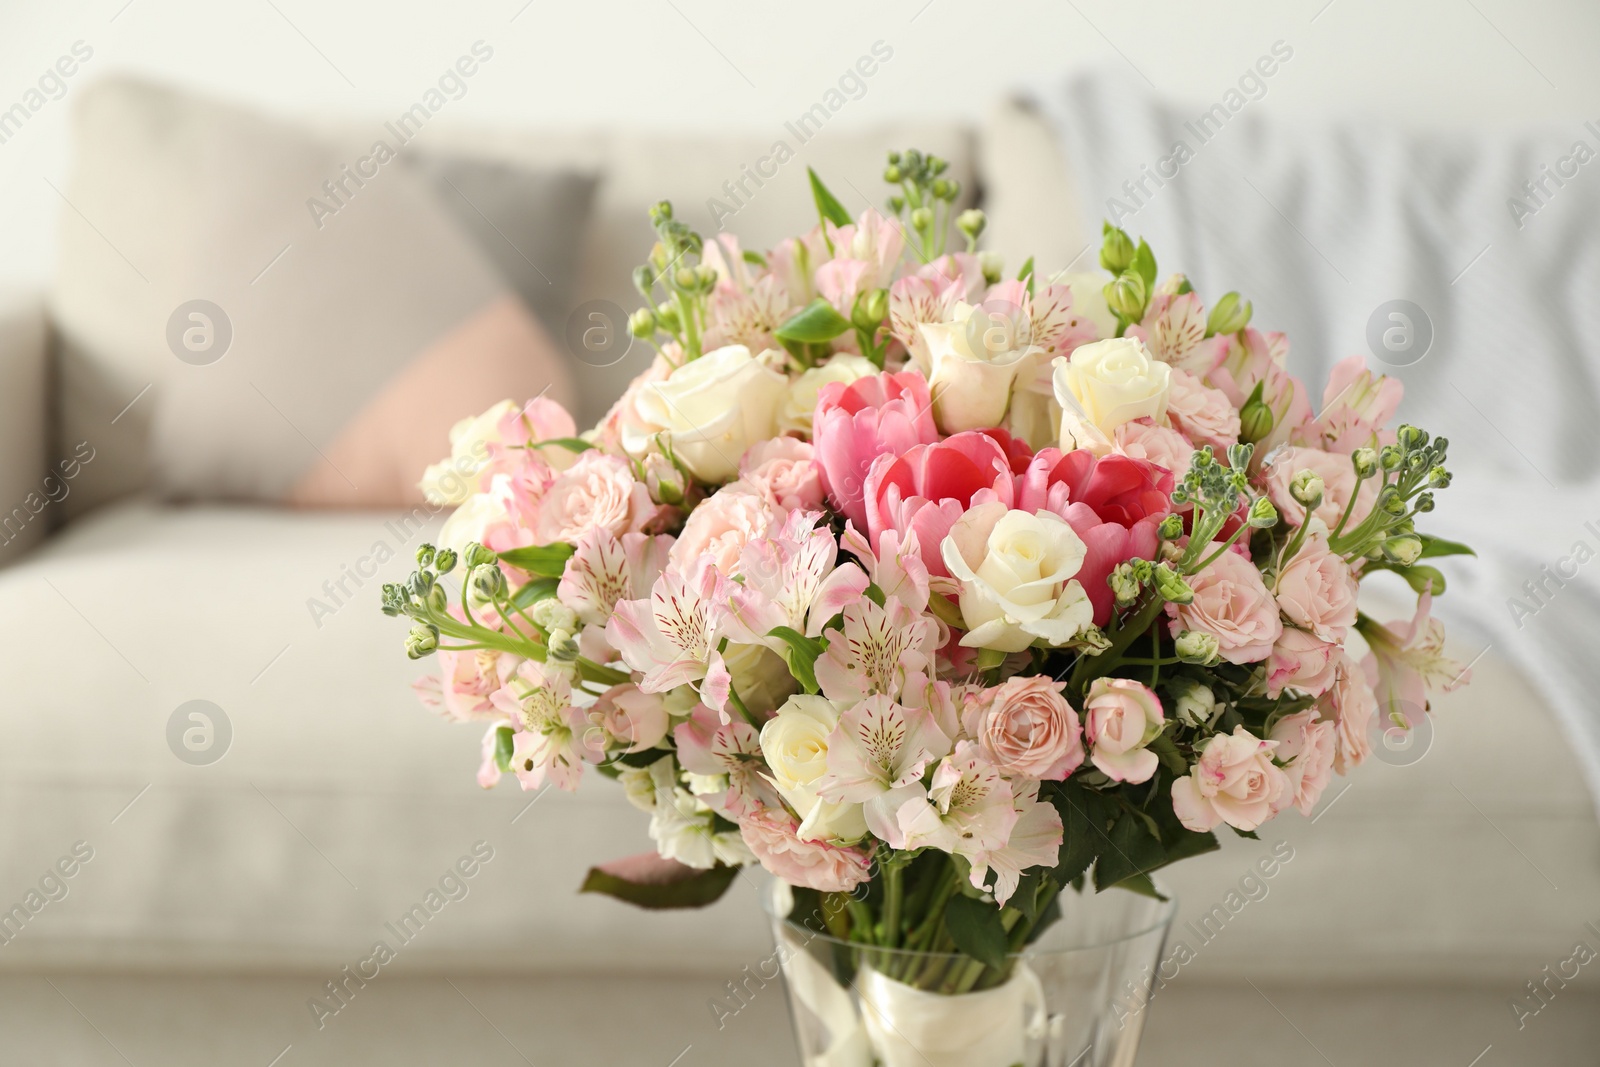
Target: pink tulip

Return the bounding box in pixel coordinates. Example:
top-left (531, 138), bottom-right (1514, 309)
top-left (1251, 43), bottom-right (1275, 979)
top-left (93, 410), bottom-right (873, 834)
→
top-left (862, 430), bottom-right (1015, 577)
top-left (812, 370), bottom-right (939, 530)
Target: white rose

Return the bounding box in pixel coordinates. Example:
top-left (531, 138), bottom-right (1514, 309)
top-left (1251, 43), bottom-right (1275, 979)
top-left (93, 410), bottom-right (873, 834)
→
top-left (420, 399), bottom-right (517, 505)
top-left (760, 695), bottom-right (869, 843)
top-left (1047, 270), bottom-right (1118, 339)
top-left (437, 489), bottom-right (507, 557)
top-left (918, 302), bottom-right (1041, 434)
top-left (625, 345), bottom-right (787, 483)
top-left (778, 354), bottom-right (877, 435)
top-left (1052, 336), bottom-right (1171, 450)
top-left (940, 502), bottom-right (1095, 653)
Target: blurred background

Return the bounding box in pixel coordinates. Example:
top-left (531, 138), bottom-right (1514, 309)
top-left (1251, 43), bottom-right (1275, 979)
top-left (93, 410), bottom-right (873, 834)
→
top-left (1, 1), bottom-right (1597, 1064)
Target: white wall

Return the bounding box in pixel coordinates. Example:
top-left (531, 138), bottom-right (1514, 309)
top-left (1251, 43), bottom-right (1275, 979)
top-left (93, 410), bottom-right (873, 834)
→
top-left (0, 0), bottom-right (1592, 289)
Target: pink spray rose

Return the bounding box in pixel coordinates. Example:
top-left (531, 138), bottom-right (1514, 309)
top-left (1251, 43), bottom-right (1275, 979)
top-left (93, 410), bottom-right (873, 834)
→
top-left (739, 805), bottom-right (874, 893)
top-left (863, 430), bottom-right (1016, 577)
top-left (1015, 448), bottom-right (1173, 626)
top-left (962, 675), bottom-right (1085, 780)
top-left (667, 486), bottom-right (780, 575)
top-left (1113, 418), bottom-right (1196, 480)
top-left (1164, 368), bottom-right (1241, 453)
top-left (1171, 726), bottom-right (1291, 833)
top-left (812, 371), bottom-right (940, 530)
top-left (1274, 535), bottom-right (1358, 642)
top-left (1319, 650), bottom-right (1378, 774)
top-left (1269, 708), bottom-right (1337, 815)
top-left (1166, 542), bottom-right (1283, 665)
top-left (585, 683), bottom-right (670, 755)
top-left (1265, 627), bottom-right (1338, 697)
top-left (535, 452), bottom-right (659, 546)
top-left (1083, 677), bottom-right (1164, 785)
top-left (1263, 446), bottom-right (1377, 531)
top-left (731, 437), bottom-right (825, 513)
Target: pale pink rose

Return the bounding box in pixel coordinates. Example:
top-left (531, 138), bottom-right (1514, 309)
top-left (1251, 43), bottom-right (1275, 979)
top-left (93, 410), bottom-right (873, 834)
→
top-left (1171, 726), bottom-right (1291, 833)
top-left (586, 683), bottom-right (670, 755)
top-left (739, 806), bottom-right (874, 893)
top-left (1275, 535), bottom-right (1358, 641)
top-left (1318, 650), bottom-right (1377, 774)
top-left (1269, 709), bottom-right (1337, 815)
top-left (1164, 368), bottom-right (1241, 453)
top-left (1266, 627), bottom-right (1338, 697)
top-left (1113, 418), bottom-right (1196, 480)
top-left (1167, 549), bottom-right (1283, 665)
top-left (962, 675), bottom-right (1085, 781)
top-left (667, 487), bottom-right (780, 574)
top-left (732, 437), bottom-right (825, 513)
top-left (1263, 446), bottom-right (1377, 531)
top-left (535, 452), bottom-right (657, 545)
top-left (1083, 677), bottom-right (1164, 784)
top-left (1295, 354), bottom-right (1403, 456)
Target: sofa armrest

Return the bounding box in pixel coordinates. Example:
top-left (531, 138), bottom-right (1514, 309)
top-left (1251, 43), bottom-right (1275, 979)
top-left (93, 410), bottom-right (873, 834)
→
top-left (0, 291), bottom-right (50, 565)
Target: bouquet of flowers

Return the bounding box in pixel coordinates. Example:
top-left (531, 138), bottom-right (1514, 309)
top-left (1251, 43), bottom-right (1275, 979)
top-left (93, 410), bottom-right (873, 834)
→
top-left (385, 150), bottom-right (1472, 1008)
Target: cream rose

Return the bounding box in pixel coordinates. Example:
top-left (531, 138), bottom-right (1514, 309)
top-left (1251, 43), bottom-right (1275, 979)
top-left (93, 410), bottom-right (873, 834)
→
top-left (941, 502), bottom-right (1095, 653)
top-left (1171, 726), bottom-right (1290, 833)
top-left (760, 695), bottom-right (869, 843)
top-left (1083, 677), bottom-right (1164, 784)
top-left (919, 302), bottom-right (1042, 433)
top-left (420, 399), bottom-right (517, 505)
top-left (535, 453), bottom-right (654, 545)
top-left (777, 354), bottom-right (876, 435)
top-left (1052, 336), bottom-right (1171, 450)
top-left (1274, 534), bottom-right (1358, 641)
top-left (626, 345), bottom-right (787, 483)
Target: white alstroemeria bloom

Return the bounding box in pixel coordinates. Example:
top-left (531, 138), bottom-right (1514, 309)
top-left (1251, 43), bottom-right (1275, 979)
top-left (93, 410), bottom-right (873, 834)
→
top-left (819, 694), bottom-right (952, 847)
top-left (898, 741), bottom-right (1019, 867)
top-left (965, 779), bottom-right (1064, 906)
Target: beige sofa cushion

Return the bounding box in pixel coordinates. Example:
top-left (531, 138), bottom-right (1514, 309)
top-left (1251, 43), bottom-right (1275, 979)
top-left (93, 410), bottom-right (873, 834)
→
top-left (0, 292), bottom-right (50, 564)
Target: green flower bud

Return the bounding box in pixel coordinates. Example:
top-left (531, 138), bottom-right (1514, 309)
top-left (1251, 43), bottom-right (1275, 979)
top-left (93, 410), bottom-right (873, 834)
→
top-left (1289, 469), bottom-right (1325, 510)
top-left (648, 200), bottom-right (673, 225)
top-left (1414, 492), bottom-right (1435, 513)
top-left (1352, 448), bottom-right (1379, 479)
top-left (852, 288), bottom-right (889, 332)
top-left (888, 195), bottom-right (906, 214)
top-left (978, 251), bottom-right (1004, 286)
top-left (1158, 514), bottom-right (1186, 541)
top-left (642, 453), bottom-right (686, 506)
top-left (1248, 496), bottom-right (1279, 528)
top-left (380, 583), bottom-right (406, 617)
top-left (408, 569), bottom-right (435, 598)
top-left (1174, 629), bottom-right (1221, 665)
top-left (928, 155), bottom-right (948, 176)
top-left (673, 267), bottom-right (697, 290)
top-left (546, 628), bottom-right (581, 665)
top-left (531, 599), bottom-right (578, 634)
top-left (957, 209), bottom-right (987, 241)
top-left (883, 164), bottom-right (903, 184)
top-left (1205, 291), bottom-right (1252, 336)
top-left (416, 544), bottom-right (436, 568)
top-left (1427, 465), bottom-right (1451, 489)
top-left (1238, 395), bottom-right (1275, 444)
top-left (465, 542), bottom-right (498, 569)
top-left (470, 563), bottom-right (508, 600)
top-left (1382, 489), bottom-right (1409, 515)
top-left (910, 206), bottom-right (934, 231)
top-left (1104, 270), bottom-right (1148, 321)
top-left (631, 264), bottom-right (655, 298)
top-left (1172, 680), bottom-right (1216, 726)
top-left (1384, 534), bottom-right (1424, 566)
top-left (1099, 225), bottom-right (1136, 274)
top-left (1153, 563), bottom-right (1194, 605)
top-left (1110, 562), bottom-right (1143, 606)
top-left (425, 584), bottom-right (448, 614)
top-left (1379, 445), bottom-right (1403, 471)
top-left (405, 624), bottom-right (439, 660)
top-left (1396, 424), bottom-right (1427, 451)
top-left (931, 178), bottom-right (954, 200)
top-left (433, 548), bottom-right (458, 574)
top-left (628, 308), bottom-right (656, 339)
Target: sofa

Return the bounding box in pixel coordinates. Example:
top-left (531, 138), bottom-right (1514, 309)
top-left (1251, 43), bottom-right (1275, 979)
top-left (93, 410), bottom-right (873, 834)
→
top-left (0, 77), bottom-right (1595, 1065)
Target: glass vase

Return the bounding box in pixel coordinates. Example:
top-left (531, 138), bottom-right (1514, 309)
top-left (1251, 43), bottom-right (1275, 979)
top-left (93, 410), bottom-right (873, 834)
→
top-left (765, 880), bottom-right (1176, 1067)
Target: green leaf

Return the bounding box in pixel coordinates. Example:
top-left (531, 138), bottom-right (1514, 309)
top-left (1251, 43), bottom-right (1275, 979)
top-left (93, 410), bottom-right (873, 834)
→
top-left (1091, 809), bottom-right (1166, 891)
top-left (1417, 534), bottom-right (1476, 560)
top-left (497, 543), bottom-right (576, 578)
top-left (775, 298), bottom-right (853, 345)
top-left (1049, 783), bottom-right (1115, 887)
top-left (1366, 559), bottom-right (1446, 595)
top-left (511, 576), bottom-right (560, 609)
top-left (808, 166), bottom-right (853, 228)
top-left (742, 249), bottom-right (768, 269)
top-left (1110, 871), bottom-right (1168, 900)
top-left (767, 626), bottom-right (825, 694)
top-left (944, 893), bottom-right (1009, 970)
top-left (1131, 239), bottom-right (1157, 290)
top-left (580, 854), bottom-right (740, 910)
top-left (493, 726), bottom-right (514, 773)
top-left (534, 437), bottom-right (594, 454)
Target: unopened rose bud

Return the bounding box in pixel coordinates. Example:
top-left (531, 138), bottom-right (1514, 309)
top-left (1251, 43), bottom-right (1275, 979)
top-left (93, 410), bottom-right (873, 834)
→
top-left (1289, 469), bottom-right (1325, 510)
top-left (405, 624), bottom-right (439, 660)
top-left (1384, 535), bottom-right (1423, 566)
top-left (1352, 448), bottom-right (1379, 479)
top-left (1205, 291), bottom-right (1252, 336)
top-left (643, 453), bottom-right (686, 505)
top-left (1153, 563), bottom-right (1194, 604)
top-left (1104, 271), bottom-right (1148, 321)
top-left (1110, 562), bottom-right (1142, 605)
top-left (957, 208), bottom-right (987, 241)
top-left (531, 599), bottom-right (579, 634)
top-left (1158, 514), bottom-right (1185, 541)
top-left (1099, 225), bottom-right (1135, 274)
top-left (1173, 681), bottom-right (1217, 726)
top-left (1174, 629), bottom-right (1220, 664)
top-left (1248, 496), bottom-right (1279, 528)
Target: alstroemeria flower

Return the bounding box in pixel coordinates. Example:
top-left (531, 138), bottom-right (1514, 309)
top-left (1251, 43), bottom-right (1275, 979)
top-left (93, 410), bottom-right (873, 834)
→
top-left (813, 595), bottom-right (941, 704)
top-left (719, 511), bottom-right (839, 649)
top-left (819, 694), bottom-right (952, 846)
top-left (1126, 290), bottom-right (1230, 376)
top-left (492, 660), bottom-right (589, 792)
top-left (1362, 591), bottom-right (1470, 732)
top-left (557, 527), bottom-right (673, 628)
top-left (812, 371), bottom-right (940, 531)
top-left (899, 741), bottom-right (1020, 865)
top-left (864, 430), bottom-right (1017, 578)
top-left (1295, 354), bottom-right (1403, 456)
top-left (673, 706), bottom-right (780, 818)
top-left (606, 555), bottom-right (729, 696)
top-left (965, 779), bottom-right (1063, 906)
